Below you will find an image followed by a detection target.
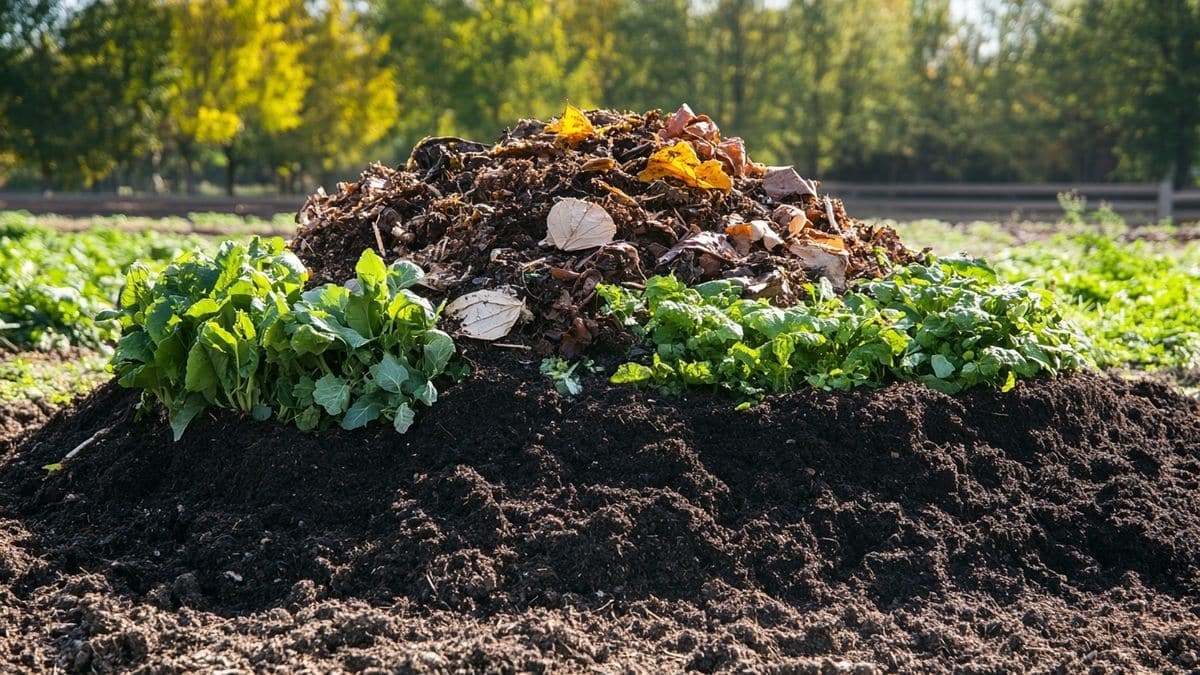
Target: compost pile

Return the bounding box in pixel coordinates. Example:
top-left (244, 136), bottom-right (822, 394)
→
top-left (2, 106), bottom-right (1200, 672)
top-left (293, 105), bottom-right (915, 354)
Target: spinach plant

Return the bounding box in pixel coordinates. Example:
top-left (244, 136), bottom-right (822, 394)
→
top-left (103, 237), bottom-right (457, 439)
top-left (600, 256), bottom-right (1090, 398)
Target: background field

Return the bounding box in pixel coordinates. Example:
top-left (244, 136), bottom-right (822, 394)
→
top-left (3, 208), bottom-right (1198, 418)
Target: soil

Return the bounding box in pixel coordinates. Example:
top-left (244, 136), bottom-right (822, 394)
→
top-left (0, 398), bottom-right (54, 456)
top-left (2, 352), bottom-right (1199, 672)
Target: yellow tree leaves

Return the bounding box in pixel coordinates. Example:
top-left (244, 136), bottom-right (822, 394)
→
top-left (638, 141), bottom-right (732, 191)
top-left (544, 104), bottom-right (596, 145)
top-left (166, 0), bottom-right (308, 145)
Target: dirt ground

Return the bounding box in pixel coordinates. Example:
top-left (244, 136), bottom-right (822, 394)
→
top-left (1, 353), bottom-right (1199, 672)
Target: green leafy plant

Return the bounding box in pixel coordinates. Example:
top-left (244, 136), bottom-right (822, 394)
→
top-left (539, 356), bottom-right (598, 396)
top-left (600, 256), bottom-right (1090, 399)
top-left (103, 237), bottom-right (457, 439)
top-left (0, 220), bottom-right (210, 350)
top-left (996, 233), bottom-right (1200, 371)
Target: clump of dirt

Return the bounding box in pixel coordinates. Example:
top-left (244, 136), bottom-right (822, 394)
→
top-left (2, 353), bottom-right (1198, 671)
top-left (293, 106), bottom-right (916, 355)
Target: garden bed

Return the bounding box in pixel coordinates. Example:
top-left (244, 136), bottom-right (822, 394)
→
top-left (1, 349), bottom-right (1198, 671)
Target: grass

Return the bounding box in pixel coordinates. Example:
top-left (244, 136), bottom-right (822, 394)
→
top-left (2, 209), bottom-right (296, 235)
top-left (0, 350), bottom-right (110, 405)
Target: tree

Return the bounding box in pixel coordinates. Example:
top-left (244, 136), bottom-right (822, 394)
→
top-left (1070, 0), bottom-right (1200, 186)
top-left (765, 0), bottom-right (915, 175)
top-left (164, 0), bottom-right (309, 194)
top-left (0, 0), bottom-right (168, 189)
top-left (269, 0), bottom-right (398, 190)
top-left (372, 0), bottom-right (473, 146)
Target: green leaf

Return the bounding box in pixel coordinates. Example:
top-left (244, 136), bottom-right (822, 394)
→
top-left (412, 380), bottom-right (438, 406)
top-left (422, 330), bottom-right (455, 376)
top-left (313, 374), bottom-right (351, 415)
top-left (118, 263), bottom-right (152, 311)
top-left (145, 298), bottom-right (177, 344)
top-left (290, 323), bottom-right (334, 355)
top-left (251, 403), bottom-right (272, 421)
top-left (184, 297), bottom-right (223, 321)
top-left (291, 376), bottom-right (316, 406)
top-left (184, 342), bottom-right (219, 397)
top-left (309, 315), bottom-right (369, 349)
top-left (341, 396), bottom-right (383, 430)
top-left (370, 353), bottom-right (410, 393)
top-left (344, 293), bottom-right (377, 339)
top-left (168, 395), bottom-right (207, 441)
top-left (931, 354), bottom-right (956, 379)
top-left (294, 406), bottom-right (320, 432)
top-left (387, 260), bottom-right (425, 291)
top-left (356, 248), bottom-right (388, 291)
top-left (611, 362), bottom-right (653, 384)
top-left (392, 402), bottom-right (416, 433)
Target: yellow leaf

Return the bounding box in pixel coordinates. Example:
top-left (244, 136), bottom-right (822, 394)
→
top-left (637, 141), bottom-right (732, 191)
top-left (544, 104), bottom-right (596, 145)
top-left (695, 159), bottom-right (733, 191)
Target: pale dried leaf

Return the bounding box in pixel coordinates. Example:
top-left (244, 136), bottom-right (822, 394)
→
top-left (725, 218), bottom-right (784, 252)
top-left (546, 198), bottom-right (617, 251)
top-left (787, 242), bottom-right (849, 292)
top-left (445, 289), bottom-right (525, 341)
top-left (659, 231), bottom-right (740, 264)
top-left (771, 204), bottom-right (809, 235)
top-left (762, 166), bottom-right (818, 200)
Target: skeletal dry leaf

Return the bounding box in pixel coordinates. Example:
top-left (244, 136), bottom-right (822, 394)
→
top-left (544, 104), bottom-right (596, 145)
top-left (545, 198), bottom-right (617, 251)
top-left (445, 289), bottom-right (525, 341)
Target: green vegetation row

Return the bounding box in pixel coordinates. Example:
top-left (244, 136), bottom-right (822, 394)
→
top-left (996, 234), bottom-right (1200, 372)
top-left (103, 238), bottom-right (459, 439)
top-left (0, 214), bottom-right (212, 351)
top-left (600, 257), bottom-right (1091, 398)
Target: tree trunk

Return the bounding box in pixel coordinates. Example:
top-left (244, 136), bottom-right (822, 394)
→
top-left (224, 144), bottom-right (236, 197)
top-left (151, 150), bottom-right (166, 194)
top-left (180, 141), bottom-right (197, 195)
top-left (39, 159), bottom-right (52, 193)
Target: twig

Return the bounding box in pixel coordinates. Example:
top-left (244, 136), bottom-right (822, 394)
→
top-left (63, 425), bottom-right (113, 461)
top-left (371, 217), bottom-right (387, 258)
top-left (492, 342), bottom-right (532, 350)
top-left (824, 196), bottom-right (839, 232)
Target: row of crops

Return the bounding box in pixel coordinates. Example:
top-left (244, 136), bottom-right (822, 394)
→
top-left (3, 211), bottom-right (1199, 418)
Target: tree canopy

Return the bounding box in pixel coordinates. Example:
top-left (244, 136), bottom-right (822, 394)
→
top-left (0, 0), bottom-right (1196, 193)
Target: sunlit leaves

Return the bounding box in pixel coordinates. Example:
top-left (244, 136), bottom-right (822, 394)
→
top-left (638, 141), bottom-right (732, 191)
top-left (104, 239), bottom-right (460, 439)
top-left (601, 256), bottom-right (1090, 399)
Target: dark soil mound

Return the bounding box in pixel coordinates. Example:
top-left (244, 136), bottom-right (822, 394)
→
top-left (293, 107), bottom-right (915, 355)
top-left (0, 399), bottom-right (54, 457)
top-left (2, 355), bottom-right (1199, 672)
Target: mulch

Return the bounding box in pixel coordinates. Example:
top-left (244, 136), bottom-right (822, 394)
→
top-left (292, 107), bottom-right (916, 356)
